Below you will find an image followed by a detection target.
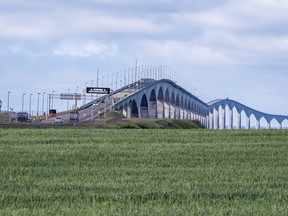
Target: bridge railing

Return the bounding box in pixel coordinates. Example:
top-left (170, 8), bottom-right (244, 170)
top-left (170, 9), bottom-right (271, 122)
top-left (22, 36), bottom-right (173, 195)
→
top-left (97, 65), bottom-right (207, 102)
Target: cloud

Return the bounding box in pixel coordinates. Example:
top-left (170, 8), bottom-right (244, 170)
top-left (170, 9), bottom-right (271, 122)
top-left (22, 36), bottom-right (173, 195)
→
top-left (136, 40), bottom-right (235, 66)
top-left (53, 40), bottom-right (118, 58)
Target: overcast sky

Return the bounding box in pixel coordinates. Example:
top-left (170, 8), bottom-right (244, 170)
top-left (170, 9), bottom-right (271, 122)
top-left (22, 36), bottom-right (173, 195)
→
top-left (1, 0), bottom-right (288, 116)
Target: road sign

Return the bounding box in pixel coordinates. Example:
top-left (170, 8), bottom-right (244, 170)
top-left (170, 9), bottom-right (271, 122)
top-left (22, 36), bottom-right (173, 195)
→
top-left (86, 87), bottom-right (110, 94)
top-left (60, 93), bottom-right (81, 100)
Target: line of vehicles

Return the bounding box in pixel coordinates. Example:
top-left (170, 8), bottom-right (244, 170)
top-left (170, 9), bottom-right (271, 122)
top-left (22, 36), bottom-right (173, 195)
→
top-left (9, 112), bottom-right (32, 122)
top-left (8, 111), bottom-right (79, 124)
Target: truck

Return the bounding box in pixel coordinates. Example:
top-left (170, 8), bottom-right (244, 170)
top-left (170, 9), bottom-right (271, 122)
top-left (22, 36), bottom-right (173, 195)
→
top-left (17, 112), bottom-right (32, 122)
top-left (70, 111), bottom-right (79, 121)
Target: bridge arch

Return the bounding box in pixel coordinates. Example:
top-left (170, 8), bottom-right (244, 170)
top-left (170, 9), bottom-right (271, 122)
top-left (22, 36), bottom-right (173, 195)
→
top-left (131, 99), bottom-right (139, 118)
top-left (140, 94), bottom-right (149, 118)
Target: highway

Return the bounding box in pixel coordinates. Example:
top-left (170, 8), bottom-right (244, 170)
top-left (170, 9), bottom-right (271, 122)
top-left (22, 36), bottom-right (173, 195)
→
top-left (48, 79), bottom-right (156, 124)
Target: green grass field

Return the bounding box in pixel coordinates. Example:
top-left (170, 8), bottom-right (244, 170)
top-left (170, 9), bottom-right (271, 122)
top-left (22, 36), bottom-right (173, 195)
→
top-left (1, 129), bottom-right (288, 215)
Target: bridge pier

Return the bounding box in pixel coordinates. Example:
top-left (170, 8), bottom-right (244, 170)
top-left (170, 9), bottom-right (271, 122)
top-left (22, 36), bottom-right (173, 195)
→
top-left (127, 102), bottom-right (132, 118)
top-left (164, 102), bottom-right (170, 119)
top-left (157, 100), bottom-right (164, 119)
top-left (170, 105), bottom-right (175, 119)
top-left (236, 111), bottom-right (241, 129)
top-left (140, 107), bottom-right (149, 118)
top-left (246, 116), bottom-right (250, 129)
top-left (256, 119), bottom-right (260, 130)
top-left (267, 122), bottom-right (271, 129)
top-left (149, 101), bottom-right (157, 118)
top-left (175, 107), bottom-right (180, 119)
top-left (220, 106), bottom-right (225, 130)
top-left (228, 108), bottom-right (233, 129)
top-left (209, 111), bottom-right (214, 129)
top-left (214, 109), bottom-right (219, 129)
top-left (188, 111), bottom-right (192, 120)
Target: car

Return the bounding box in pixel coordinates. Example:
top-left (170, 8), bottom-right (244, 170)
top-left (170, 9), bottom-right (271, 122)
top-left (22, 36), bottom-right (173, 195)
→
top-left (54, 117), bottom-right (63, 124)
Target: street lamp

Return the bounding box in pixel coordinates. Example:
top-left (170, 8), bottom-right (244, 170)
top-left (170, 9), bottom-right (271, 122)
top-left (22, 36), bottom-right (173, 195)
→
top-left (51, 91), bottom-right (55, 109)
top-left (116, 72), bottom-right (118, 90)
top-left (42, 92), bottom-right (45, 116)
top-left (111, 73), bottom-right (114, 91)
top-left (7, 91), bottom-right (11, 112)
top-left (67, 89), bottom-right (70, 110)
top-left (22, 93), bottom-right (26, 112)
top-left (37, 92), bottom-right (41, 117)
top-left (85, 82), bottom-right (88, 104)
top-left (91, 80), bottom-right (94, 101)
top-left (29, 94), bottom-right (33, 115)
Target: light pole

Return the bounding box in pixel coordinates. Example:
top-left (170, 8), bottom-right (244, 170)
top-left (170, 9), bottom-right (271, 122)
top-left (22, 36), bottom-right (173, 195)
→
top-left (75, 87), bottom-right (79, 109)
top-left (67, 89), bottom-right (70, 110)
top-left (46, 93), bottom-right (50, 121)
top-left (84, 82), bottom-right (88, 104)
top-left (124, 70), bottom-right (127, 86)
top-left (42, 92), bottom-right (45, 116)
top-left (111, 73), bottom-right (114, 91)
top-left (22, 93), bottom-right (26, 112)
top-left (37, 92), bottom-right (41, 117)
top-left (29, 94), bottom-right (33, 115)
top-left (51, 91), bottom-right (55, 109)
top-left (7, 91), bottom-right (11, 112)
top-left (116, 72), bottom-right (118, 90)
top-left (91, 80), bottom-right (94, 101)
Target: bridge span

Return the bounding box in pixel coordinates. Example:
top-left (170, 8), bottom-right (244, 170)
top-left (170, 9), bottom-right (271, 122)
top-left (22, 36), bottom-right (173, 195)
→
top-left (208, 99), bottom-right (288, 129)
top-left (77, 66), bottom-right (287, 129)
top-left (113, 79), bottom-right (208, 125)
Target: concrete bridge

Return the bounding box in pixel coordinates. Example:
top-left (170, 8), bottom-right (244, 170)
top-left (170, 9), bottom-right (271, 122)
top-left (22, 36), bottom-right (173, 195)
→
top-left (113, 79), bottom-right (209, 126)
top-left (79, 65), bottom-right (288, 129)
top-left (208, 99), bottom-right (288, 129)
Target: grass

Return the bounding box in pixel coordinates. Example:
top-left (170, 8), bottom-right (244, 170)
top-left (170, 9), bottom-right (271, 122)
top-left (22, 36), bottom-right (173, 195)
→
top-left (1, 129), bottom-right (288, 215)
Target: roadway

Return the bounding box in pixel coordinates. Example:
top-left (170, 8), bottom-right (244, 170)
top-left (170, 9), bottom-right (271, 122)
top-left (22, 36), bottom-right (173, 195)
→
top-left (48, 78), bottom-right (156, 124)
